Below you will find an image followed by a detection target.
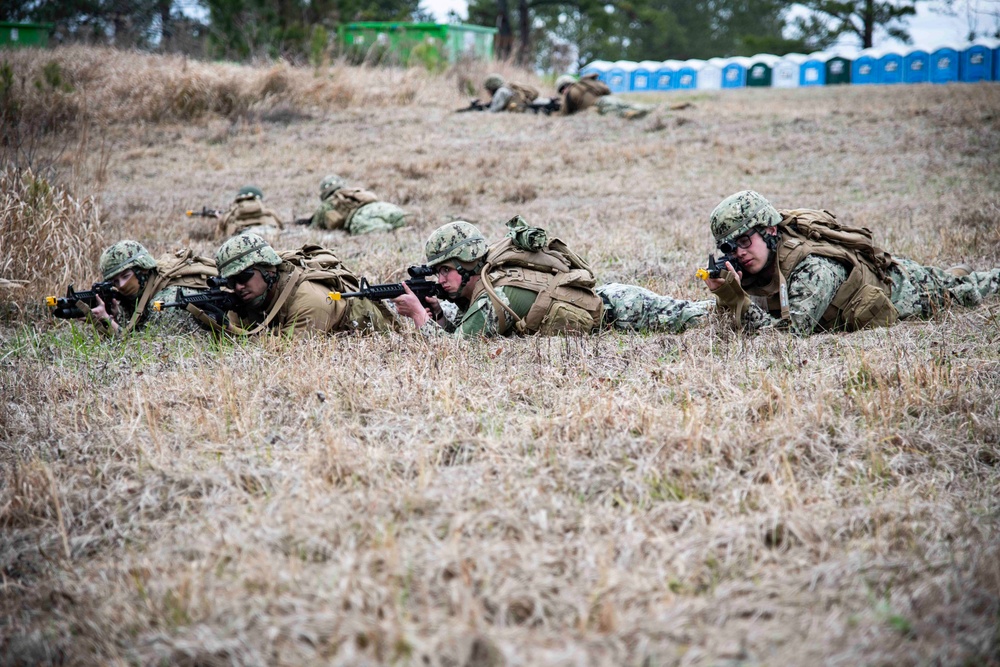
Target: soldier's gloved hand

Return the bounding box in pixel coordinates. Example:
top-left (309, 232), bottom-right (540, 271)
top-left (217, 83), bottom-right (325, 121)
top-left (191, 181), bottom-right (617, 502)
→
top-left (708, 264), bottom-right (752, 326)
top-left (200, 303), bottom-right (229, 325)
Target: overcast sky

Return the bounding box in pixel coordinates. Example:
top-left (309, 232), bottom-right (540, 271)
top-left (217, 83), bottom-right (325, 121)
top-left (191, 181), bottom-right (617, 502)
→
top-left (417, 0), bottom-right (983, 55)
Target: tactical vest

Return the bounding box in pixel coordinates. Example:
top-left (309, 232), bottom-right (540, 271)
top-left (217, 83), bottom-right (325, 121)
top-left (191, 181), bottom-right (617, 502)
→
top-left (507, 82), bottom-right (540, 112)
top-left (563, 76), bottom-right (611, 114)
top-left (747, 209), bottom-right (899, 331)
top-left (237, 246), bottom-right (392, 334)
top-left (126, 249), bottom-right (217, 332)
top-left (218, 197), bottom-right (284, 238)
top-left (471, 236), bottom-right (604, 336)
top-left (322, 188), bottom-right (380, 230)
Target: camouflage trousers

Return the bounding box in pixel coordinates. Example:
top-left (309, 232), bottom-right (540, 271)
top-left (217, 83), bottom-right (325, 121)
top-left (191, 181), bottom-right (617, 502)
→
top-left (347, 202), bottom-right (408, 235)
top-left (597, 283), bottom-right (713, 333)
top-left (890, 258), bottom-right (1000, 319)
top-left (596, 96), bottom-right (653, 120)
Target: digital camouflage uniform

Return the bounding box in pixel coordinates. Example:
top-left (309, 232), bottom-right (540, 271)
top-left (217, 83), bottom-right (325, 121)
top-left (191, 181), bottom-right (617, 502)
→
top-left (598, 284), bottom-right (713, 333)
top-left (215, 233), bottom-right (393, 336)
top-left (556, 74), bottom-right (653, 120)
top-left (417, 220), bottom-right (712, 338)
top-left (484, 74), bottom-right (539, 113)
top-left (309, 174), bottom-right (407, 235)
top-left (216, 188), bottom-right (284, 241)
top-left (98, 241), bottom-right (216, 336)
top-left (732, 255), bottom-right (1000, 336)
top-left (708, 191), bottom-right (1000, 336)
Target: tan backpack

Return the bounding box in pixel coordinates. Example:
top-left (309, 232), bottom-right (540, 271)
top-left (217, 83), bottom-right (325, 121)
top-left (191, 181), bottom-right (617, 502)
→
top-left (507, 82), bottom-right (540, 111)
top-left (127, 249), bottom-right (218, 331)
top-left (776, 209), bottom-right (898, 330)
top-left (475, 217), bottom-right (604, 335)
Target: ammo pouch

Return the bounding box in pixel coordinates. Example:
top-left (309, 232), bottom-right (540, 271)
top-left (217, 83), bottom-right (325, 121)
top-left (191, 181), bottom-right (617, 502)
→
top-left (825, 268), bottom-right (898, 330)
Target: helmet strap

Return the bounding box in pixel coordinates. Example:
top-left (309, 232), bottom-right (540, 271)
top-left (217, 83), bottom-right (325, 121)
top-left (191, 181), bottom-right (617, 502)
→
top-left (451, 260), bottom-right (483, 300)
top-left (762, 229), bottom-right (780, 271)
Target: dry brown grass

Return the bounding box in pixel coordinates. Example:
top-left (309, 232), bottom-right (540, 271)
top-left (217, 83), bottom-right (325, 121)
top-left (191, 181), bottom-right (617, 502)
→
top-left (0, 169), bottom-right (104, 302)
top-left (2, 47), bottom-right (1000, 666)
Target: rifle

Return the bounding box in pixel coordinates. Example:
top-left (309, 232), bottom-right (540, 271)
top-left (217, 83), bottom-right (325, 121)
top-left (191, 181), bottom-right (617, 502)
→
top-left (186, 207), bottom-right (223, 218)
top-left (527, 98), bottom-right (561, 115)
top-left (328, 265), bottom-right (445, 308)
top-left (456, 98), bottom-right (488, 113)
top-left (45, 282), bottom-right (120, 319)
top-left (152, 276), bottom-right (240, 326)
top-left (695, 253), bottom-right (740, 281)
top-left (293, 216), bottom-right (313, 226)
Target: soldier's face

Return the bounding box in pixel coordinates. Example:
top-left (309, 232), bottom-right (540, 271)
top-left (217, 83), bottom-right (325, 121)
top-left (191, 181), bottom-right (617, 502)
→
top-left (113, 269), bottom-right (140, 297)
top-left (231, 267), bottom-right (268, 303)
top-left (435, 265), bottom-right (464, 296)
top-left (734, 228), bottom-right (773, 275)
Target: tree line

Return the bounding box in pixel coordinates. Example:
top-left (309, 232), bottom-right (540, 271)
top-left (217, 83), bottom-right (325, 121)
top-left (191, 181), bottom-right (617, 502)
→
top-left (2, 0), bottom-right (948, 69)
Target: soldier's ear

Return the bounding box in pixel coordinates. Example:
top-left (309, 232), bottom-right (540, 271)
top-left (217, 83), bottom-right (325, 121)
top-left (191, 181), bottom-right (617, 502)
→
top-left (764, 226), bottom-right (778, 235)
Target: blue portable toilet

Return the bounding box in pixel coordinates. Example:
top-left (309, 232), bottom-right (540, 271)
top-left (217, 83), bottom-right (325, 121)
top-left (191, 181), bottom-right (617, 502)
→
top-left (852, 48), bottom-right (879, 84)
top-left (722, 56), bottom-right (749, 88)
top-left (653, 60), bottom-right (681, 90)
top-left (676, 60), bottom-right (699, 89)
top-left (579, 60), bottom-right (612, 81)
top-left (606, 61), bottom-right (635, 92)
top-left (800, 52), bottom-right (827, 86)
top-left (877, 49), bottom-right (904, 84)
top-left (930, 46), bottom-right (959, 83)
top-left (903, 48), bottom-right (929, 83)
top-left (961, 41), bottom-right (994, 81)
top-left (631, 60), bottom-right (659, 91)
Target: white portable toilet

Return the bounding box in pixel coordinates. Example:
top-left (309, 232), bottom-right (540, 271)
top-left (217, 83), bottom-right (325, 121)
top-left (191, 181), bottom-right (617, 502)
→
top-left (773, 53), bottom-right (806, 88)
top-left (695, 57), bottom-right (725, 89)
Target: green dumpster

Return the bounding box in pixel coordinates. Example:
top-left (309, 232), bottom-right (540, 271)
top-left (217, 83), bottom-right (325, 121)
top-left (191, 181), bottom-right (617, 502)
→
top-left (338, 22), bottom-right (495, 66)
top-left (0, 22), bottom-right (52, 49)
top-left (825, 56), bottom-right (852, 85)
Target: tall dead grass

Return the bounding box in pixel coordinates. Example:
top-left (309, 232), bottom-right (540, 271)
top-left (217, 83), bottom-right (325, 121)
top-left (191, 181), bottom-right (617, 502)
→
top-left (0, 168), bottom-right (104, 306)
top-left (0, 46), bottom-right (546, 129)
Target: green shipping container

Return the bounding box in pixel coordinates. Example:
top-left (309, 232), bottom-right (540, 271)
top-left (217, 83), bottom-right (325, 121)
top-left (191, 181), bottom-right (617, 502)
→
top-left (0, 22), bottom-right (52, 48)
top-left (338, 22), bottom-right (495, 66)
top-left (825, 56), bottom-right (852, 85)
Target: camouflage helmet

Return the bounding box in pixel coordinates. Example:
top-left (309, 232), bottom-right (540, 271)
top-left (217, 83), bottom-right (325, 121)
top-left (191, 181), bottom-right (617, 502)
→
top-left (424, 221), bottom-right (488, 268)
top-left (320, 174), bottom-right (346, 199)
top-left (484, 73), bottom-right (505, 93)
top-left (215, 232), bottom-right (282, 278)
top-left (555, 75), bottom-right (576, 93)
top-left (236, 185), bottom-right (264, 200)
top-left (710, 190), bottom-right (782, 248)
top-left (99, 240), bottom-right (157, 280)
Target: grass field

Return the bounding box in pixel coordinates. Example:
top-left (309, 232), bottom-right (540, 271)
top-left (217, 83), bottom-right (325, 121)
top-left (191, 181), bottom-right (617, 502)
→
top-left (2, 47), bottom-right (1000, 666)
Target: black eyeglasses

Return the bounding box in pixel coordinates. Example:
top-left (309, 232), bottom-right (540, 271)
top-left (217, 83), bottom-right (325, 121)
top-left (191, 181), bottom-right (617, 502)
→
top-left (227, 268), bottom-right (256, 288)
top-left (719, 230), bottom-right (758, 254)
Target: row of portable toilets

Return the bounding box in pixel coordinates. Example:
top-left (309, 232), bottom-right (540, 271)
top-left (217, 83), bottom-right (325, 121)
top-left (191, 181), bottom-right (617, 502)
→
top-left (581, 40), bottom-right (1000, 91)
